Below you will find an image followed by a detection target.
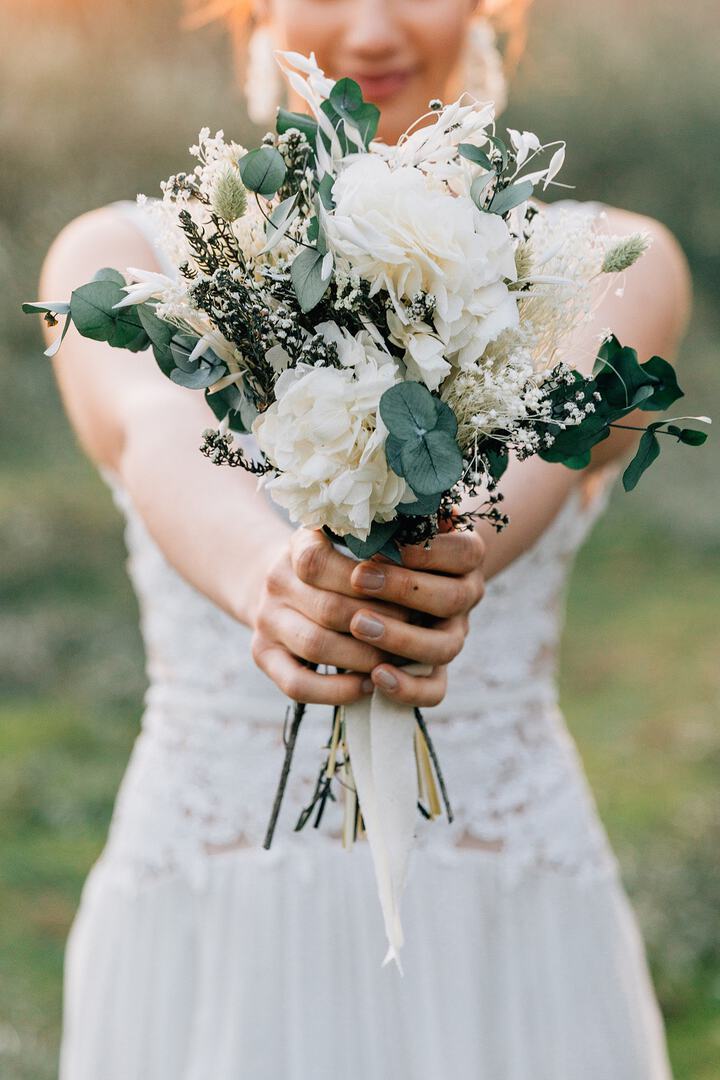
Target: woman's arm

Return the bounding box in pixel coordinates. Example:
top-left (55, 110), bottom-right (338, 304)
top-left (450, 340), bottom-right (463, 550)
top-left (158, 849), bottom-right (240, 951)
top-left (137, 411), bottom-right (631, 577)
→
top-left (345, 209), bottom-right (692, 694)
top-left (39, 206), bottom-right (478, 707)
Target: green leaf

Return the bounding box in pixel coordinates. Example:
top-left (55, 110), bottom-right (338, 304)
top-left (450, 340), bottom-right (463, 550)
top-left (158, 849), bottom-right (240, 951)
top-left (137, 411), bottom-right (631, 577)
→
top-left (44, 314), bottom-right (73, 358)
top-left (137, 303), bottom-right (173, 374)
top-left (276, 108), bottom-right (318, 144)
top-left (384, 434), bottom-right (404, 475)
top-left (488, 134), bottom-right (508, 170)
top-left (677, 427), bottom-right (708, 446)
top-left (290, 247), bottom-right (331, 313)
top-left (397, 492), bottom-right (442, 516)
top-left (622, 428), bottom-right (661, 491)
top-left (70, 280), bottom-right (149, 351)
top-left (458, 143), bottom-right (493, 170)
top-left (400, 430), bottom-right (463, 496)
top-left (561, 451), bottom-right (592, 470)
top-left (318, 173), bottom-right (335, 210)
top-left (350, 102), bottom-right (380, 146)
top-left (238, 147), bottom-right (287, 197)
top-left (375, 539), bottom-right (403, 565)
top-left (379, 382), bottom-right (438, 440)
top-left (343, 519), bottom-right (400, 560)
top-left (92, 267), bottom-right (126, 286)
top-left (485, 446), bottom-right (508, 482)
top-left (489, 179), bottom-right (534, 216)
top-left (595, 342), bottom-right (657, 411)
top-left (470, 172), bottom-right (495, 208)
top-left (329, 77), bottom-right (364, 115)
top-left (433, 398), bottom-right (458, 438)
top-left (638, 355), bottom-right (684, 411)
top-left (22, 300), bottom-right (71, 316)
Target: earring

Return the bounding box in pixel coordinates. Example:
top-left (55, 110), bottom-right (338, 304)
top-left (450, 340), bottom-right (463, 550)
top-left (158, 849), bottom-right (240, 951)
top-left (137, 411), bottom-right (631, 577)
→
top-left (244, 23), bottom-right (284, 127)
top-left (463, 17), bottom-right (508, 114)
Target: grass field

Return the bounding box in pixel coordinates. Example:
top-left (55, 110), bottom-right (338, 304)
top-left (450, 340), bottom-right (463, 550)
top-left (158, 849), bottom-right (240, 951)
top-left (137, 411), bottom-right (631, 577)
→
top-left (1, 0), bottom-right (718, 1076)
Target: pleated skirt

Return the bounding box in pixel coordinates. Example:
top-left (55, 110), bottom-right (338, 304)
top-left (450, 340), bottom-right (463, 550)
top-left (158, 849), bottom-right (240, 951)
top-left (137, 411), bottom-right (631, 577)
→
top-left (59, 842), bottom-right (672, 1080)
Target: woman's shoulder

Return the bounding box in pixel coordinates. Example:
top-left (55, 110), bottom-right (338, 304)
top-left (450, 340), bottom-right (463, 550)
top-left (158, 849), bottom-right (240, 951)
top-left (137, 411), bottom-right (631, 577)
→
top-left (595, 203), bottom-right (692, 339)
top-left (41, 201), bottom-right (159, 295)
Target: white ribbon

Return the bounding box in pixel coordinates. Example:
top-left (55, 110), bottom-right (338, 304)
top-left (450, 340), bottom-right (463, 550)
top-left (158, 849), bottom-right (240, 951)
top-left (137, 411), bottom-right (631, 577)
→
top-left (343, 661), bottom-right (432, 973)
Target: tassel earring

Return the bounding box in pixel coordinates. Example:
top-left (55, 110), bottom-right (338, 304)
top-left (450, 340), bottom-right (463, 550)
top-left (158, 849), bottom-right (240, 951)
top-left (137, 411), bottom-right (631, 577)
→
top-left (244, 22), bottom-right (284, 126)
top-left (462, 17), bottom-right (508, 113)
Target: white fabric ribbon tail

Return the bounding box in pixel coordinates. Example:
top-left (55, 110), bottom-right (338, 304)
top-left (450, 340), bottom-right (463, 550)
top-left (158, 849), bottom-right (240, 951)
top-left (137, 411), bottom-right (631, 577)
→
top-left (343, 661), bottom-right (432, 973)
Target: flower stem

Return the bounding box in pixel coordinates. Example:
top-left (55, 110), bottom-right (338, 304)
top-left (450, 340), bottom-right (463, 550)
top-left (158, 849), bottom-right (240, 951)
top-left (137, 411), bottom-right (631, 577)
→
top-left (414, 708), bottom-right (454, 824)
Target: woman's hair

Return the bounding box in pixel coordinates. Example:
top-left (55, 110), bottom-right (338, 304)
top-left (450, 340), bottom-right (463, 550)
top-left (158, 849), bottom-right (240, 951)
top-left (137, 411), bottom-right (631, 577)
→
top-left (182, 0), bottom-right (532, 79)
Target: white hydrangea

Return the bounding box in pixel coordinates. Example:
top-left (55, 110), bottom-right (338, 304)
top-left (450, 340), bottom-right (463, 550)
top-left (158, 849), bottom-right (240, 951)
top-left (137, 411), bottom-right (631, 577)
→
top-left (324, 154), bottom-right (519, 391)
top-left (252, 326), bottom-right (410, 540)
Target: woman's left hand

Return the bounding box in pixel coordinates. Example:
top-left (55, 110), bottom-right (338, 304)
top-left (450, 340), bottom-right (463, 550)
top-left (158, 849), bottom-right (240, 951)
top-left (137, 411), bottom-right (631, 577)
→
top-left (348, 528), bottom-right (486, 706)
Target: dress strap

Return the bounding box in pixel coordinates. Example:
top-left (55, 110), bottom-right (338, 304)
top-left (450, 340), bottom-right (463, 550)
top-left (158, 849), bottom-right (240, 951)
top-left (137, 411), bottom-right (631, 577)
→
top-left (109, 198), bottom-right (178, 278)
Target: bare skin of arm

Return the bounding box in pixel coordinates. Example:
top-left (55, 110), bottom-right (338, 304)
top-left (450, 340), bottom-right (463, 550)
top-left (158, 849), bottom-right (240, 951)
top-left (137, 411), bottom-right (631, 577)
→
top-left (39, 203), bottom-right (690, 705)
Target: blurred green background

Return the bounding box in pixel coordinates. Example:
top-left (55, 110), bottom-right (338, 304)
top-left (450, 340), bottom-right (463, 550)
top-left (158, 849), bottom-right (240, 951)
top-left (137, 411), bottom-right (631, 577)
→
top-left (0, 0), bottom-right (718, 1076)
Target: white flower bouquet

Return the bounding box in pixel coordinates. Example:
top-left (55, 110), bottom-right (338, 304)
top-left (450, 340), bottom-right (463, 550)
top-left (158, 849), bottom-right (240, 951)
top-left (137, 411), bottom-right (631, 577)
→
top-left (25, 51), bottom-right (708, 967)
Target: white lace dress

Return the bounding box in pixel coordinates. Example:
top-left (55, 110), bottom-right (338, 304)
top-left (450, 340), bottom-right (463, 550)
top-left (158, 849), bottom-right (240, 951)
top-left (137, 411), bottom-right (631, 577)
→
top-left (58, 201), bottom-right (673, 1080)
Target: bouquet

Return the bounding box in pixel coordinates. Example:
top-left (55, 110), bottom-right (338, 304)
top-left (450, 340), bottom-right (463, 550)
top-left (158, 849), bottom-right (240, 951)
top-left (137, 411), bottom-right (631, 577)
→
top-left (25, 51), bottom-right (709, 968)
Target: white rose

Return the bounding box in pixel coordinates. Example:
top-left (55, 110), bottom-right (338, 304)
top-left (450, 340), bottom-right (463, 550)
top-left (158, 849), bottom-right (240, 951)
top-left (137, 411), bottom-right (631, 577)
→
top-left (325, 154), bottom-right (519, 390)
top-left (252, 328), bottom-right (409, 541)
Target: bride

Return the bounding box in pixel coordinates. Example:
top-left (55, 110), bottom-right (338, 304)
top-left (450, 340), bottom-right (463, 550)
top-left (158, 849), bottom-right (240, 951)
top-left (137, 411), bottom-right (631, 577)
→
top-left (41, 2), bottom-right (691, 1078)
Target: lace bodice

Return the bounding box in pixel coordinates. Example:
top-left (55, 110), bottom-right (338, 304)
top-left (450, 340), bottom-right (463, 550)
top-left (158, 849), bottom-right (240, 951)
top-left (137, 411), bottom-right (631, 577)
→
top-left (96, 197), bottom-right (619, 895)
top-left (98, 463), bottom-right (619, 894)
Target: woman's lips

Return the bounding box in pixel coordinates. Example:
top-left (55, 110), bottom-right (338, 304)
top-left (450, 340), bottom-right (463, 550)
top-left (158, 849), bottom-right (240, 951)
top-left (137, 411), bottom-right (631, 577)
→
top-left (349, 69), bottom-right (416, 103)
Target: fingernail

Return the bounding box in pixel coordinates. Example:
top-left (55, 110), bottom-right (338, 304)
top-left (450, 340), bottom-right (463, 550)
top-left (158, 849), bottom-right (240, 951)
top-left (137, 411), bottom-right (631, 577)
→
top-left (374, 668), bottom-right (398, 692)
top-left (361, 677), bottom-right (374, 694)
top-left (355, 566), bottom-right (385, 591)
top-left (353, 613), bottom-right (384, 639)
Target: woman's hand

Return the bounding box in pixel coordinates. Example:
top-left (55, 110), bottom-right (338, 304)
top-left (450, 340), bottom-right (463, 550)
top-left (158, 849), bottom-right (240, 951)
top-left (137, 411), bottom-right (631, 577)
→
top-left (349, 528), bottom-right (486, 703)
top-left (250, 528), bottom-right (410, 706)
top-left (250, 526), bottom-right (485, 708)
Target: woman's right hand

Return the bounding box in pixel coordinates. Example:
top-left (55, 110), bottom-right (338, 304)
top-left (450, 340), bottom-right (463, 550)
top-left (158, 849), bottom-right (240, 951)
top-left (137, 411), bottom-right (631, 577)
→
top-left (249, 528), bottom-right (453, 707)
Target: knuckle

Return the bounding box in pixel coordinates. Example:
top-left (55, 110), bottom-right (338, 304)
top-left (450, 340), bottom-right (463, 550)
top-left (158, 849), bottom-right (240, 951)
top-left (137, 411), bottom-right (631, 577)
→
top-left (264, 559), bottom-right (286, 597)
top-left (294, 534), bottom-right (327, 584)
top-left (297, 622), bottom-right (325, 661)
top-left (315, 591), bottom-right (342, 629)
top-left (282, 671), bottom-right (304, 701)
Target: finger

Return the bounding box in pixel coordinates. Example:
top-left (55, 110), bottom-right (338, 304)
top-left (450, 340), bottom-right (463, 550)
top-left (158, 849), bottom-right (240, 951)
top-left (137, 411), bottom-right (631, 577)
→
top-left (398, 530), bottom-right (485, 576)
top-left (271, 605), bottom-right (387, 673)
top-left (286, 578), bottom-right (412, 633)
top-left (290, 528), bottom-right (360, 598)
top-left (350, 559), bottom-right (483, 619)
top-left (253, 641), bottom-right (372, 705)
top-left (349, 609), bottom-right (468, 666)
top-left (370, 662), bottom-right (448, 708)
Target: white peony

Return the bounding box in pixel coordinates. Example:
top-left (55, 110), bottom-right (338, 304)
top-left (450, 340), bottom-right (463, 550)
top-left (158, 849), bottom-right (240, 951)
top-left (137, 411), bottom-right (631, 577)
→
top-left (324, 154), bottom-right (519, 391)
top-left (252, 326), bottom-right (410, 540)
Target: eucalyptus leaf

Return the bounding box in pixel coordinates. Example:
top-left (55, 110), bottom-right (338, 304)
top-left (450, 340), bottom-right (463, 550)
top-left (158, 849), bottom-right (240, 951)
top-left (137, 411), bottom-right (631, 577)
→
top-left (343, 519), bottom-right (399, 560)
top-left (489, 179), bottom-right (534, 216)
top-left (379, 381), bottom-right (438, 440)
top-left (470, 172), bottom-right (496, 208)
top-left (44, 315), bottom-right (73, 358)
top-left (677, 427), bottom-right (708, 446)
top-left (92, 267), bottom-right (126, 286)
top-left (70, 280), bottom-right (148, 350)
top-left (170, 364), bottom-right (222, 390)
top-left (638, 355), bottom-right (684, 411)
top-left (400, 429), bottom-right (463, 495)
top-left (458, 143), bottom-right (493, 170)
top-left (329, 77), bottom-right (364, 115)
top-left (276, 108), bottom-right (318, 144)
top-left (290, 247), bottom-right (331, 313)
top-left (433, 398), bottom-right (458, 438)
top-left (622, 428), bottom-right (661, 491)
top-left (22, 301), bottom-right (71, 316)
top-left (238, 147), bottom-right (287, 197)
top-left (397, 492), bottom-right (442, 516)
top-left (384, 434), bottom-right (405, 475)
top-left (318, 173), bottom-right (335, 210)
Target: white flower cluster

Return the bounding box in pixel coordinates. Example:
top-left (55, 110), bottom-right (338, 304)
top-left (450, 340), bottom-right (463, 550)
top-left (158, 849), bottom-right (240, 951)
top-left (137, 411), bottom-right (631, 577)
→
top-left (252, 325), bottom-right (410, 540)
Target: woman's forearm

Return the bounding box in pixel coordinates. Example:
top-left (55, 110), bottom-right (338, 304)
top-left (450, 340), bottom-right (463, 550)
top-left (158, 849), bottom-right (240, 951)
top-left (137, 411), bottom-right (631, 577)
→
top-left (118, 384), bottom-right (293, 628)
